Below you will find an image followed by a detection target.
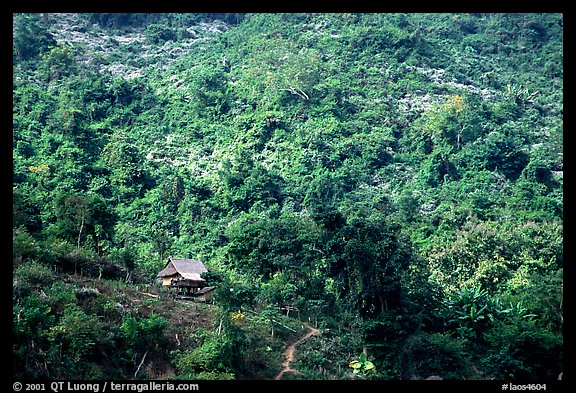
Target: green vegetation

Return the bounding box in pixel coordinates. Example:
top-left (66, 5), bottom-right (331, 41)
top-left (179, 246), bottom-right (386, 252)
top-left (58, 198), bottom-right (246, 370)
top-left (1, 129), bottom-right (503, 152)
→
top-left (13, 13), bottom-right (562, 380)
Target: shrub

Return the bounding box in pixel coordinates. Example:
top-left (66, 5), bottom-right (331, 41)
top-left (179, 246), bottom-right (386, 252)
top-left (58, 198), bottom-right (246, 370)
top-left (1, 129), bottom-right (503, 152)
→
top-left (482, 319), bottom-right (562, 380)
top-left (401, 333), bottom-right (472, 379)
top-left (175, 337), bottom-right (236, 379)
top-left (14, 259), bottom-right (54, 290)
top-left (13, 226), bottom-right (41, 263)
top-left (13, 294), bottom-right (56, 379)
top-left (145, 24), bottom-right (178, 44)
top-left (120, 313), bottom-right (168, 349)
top-left (46, 305), bottom-right (105, 378)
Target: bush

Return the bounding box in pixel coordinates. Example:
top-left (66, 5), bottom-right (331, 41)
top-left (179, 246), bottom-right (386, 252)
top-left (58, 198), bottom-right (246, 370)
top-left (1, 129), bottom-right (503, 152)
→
top-left (13, 294), bottom-right (56, 379)
top-left (14, 259), bottom-right (54, 290)
top-left (44, 281), bottom-right (76, 314)
top-left (400, 333), bottom-right (472, 379)
top-left (472, 130), bottom-right (530, 180)
top-left (46, 305), bottom-right (105, 379)
top-left (145, 23), bottom-right (178, 44)
top-left (13, 14), bottom-right (56, 60)
top-left (120, 313), bottom-right (168, 349)
top-left (482, 319), bottom-right (562, 380)
top-left (13, 226), bottom-right (41, 263)
top-left (175, 337), bottom-right (236, 379)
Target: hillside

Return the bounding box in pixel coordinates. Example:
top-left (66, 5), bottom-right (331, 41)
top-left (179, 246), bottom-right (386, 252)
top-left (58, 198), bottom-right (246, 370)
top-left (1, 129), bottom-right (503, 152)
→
top-left (13, 13), bottom-right (563, 381)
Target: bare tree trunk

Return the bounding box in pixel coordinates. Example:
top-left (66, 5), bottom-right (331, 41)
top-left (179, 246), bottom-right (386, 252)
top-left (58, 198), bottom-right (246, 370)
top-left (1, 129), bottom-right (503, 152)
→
top-left (134, 350), bottom-right (149, 379)
top-left (217, 318), bottom-right (223, 336)
top-left (378, 293), bottom-right (385, 314)
top-left (77, 215), bottom-right (85, 250)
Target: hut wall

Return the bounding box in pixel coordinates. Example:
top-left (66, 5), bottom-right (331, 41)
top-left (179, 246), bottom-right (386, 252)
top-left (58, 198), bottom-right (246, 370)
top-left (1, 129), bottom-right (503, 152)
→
top-left (162, 276), bottom-right (178, 286)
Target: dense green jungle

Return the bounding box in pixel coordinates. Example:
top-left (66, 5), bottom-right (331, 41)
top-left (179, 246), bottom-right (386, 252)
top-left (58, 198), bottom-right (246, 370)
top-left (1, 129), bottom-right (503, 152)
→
top-left (12, 13), bottom-right (563, 381)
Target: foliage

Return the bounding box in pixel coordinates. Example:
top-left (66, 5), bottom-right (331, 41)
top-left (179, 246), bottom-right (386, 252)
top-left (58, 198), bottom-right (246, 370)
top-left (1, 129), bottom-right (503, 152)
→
top-left (14, 259), bottom-right (55, 290)
top-left (13, 12), bottom-right (562, 380)
top-left (400, 332), bottom-right (472, 380)
top-left (482, 318), bottom-right (562, 380)
top-left (173, 309), bottom-right (248, 379)
top-left (120, 313), bottom-right (168, 349)
top-left (13, 14), bottom-right (56, 60)
top-left (349, 352), bottom-right (376, 376)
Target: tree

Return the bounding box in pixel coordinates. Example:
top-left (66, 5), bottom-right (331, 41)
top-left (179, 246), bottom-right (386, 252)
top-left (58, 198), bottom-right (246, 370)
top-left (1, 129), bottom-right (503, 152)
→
top-left (303, 170), bottom-right (345, 231)
top-left (102, 133), bottom-right (151, 199)
top-left (52, 193), bottom-right (90, 250)
top-left (475, 130), bottom-right (530, 180)
top-left (13, 13), bottom-right (56, 60)
top-left (48, 192), bottom-right (116, 256)
top-left (328, 211), bottom-right (411, 317)
top-left (46, 305), bottom-right (105, 379)
top-left (13, 294), bottom-right (55, 379)
top-left (39, 43), bottom-right (76, 81)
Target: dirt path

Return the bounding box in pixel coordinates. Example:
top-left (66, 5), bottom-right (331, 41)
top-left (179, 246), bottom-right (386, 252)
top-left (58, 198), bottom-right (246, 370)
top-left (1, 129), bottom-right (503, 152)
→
top-left (274, 322), bottom-right (320, 380)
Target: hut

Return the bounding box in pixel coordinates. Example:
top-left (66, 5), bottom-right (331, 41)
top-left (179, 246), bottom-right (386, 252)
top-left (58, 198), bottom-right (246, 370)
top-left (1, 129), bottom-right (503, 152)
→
top-left (194, 286), bottom-right (215, 303)
top-left (157, 257), bottom-right (209, 298)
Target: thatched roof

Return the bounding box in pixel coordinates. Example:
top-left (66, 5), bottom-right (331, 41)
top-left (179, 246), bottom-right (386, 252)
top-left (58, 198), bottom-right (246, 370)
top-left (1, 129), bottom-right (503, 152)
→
top-left (195, 286), bottom-right (215, 295)
top-left (157, 257), bottom-right (207, 281)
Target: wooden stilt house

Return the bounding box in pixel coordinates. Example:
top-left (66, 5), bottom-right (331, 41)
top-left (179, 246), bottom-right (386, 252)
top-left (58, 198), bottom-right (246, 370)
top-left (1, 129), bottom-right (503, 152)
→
top-left (157, 257), bottom-right (214, 300)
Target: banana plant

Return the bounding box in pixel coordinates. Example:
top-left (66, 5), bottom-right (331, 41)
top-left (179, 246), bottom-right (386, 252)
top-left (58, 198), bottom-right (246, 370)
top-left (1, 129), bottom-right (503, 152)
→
top-left (349, 352), bottom-right (376, 375)
top-left (447, 286), bottom-right (490, 326)
top-left (486, 298), bottom-right (537, 322)
top-left (447, 286), bottom-right (538, 336)
top-left (508, 301), bottom-right (537, 320)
